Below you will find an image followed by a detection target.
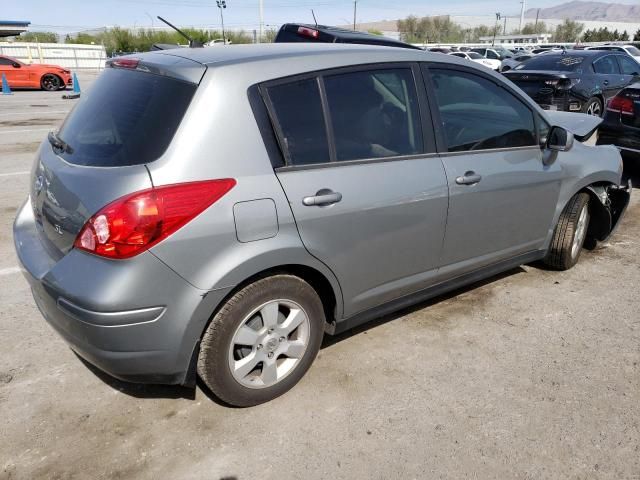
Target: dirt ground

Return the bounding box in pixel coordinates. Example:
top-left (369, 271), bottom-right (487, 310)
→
top-left (1, 72), bottom-right (639, 480)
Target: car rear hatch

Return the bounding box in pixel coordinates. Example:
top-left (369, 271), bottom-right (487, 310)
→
top-left (29, 54), bottom-right (205, 258)
top-left (505, 70), bottom-right (577, 109)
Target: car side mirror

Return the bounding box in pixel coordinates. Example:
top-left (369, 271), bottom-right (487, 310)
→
top-left (12, 63), bottom-right (20, 68)
top-left (546, 126), bottom-right (574, 152)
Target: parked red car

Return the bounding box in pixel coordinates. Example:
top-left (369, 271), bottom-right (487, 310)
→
top-left (0, 55), bottom-right (72, 91)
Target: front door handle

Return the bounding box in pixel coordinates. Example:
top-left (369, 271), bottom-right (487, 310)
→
top-left (603, 80), bottom-right (609, 86)
top-left (456, 171), bottom-right (482, 186)
top-left (303, 189), bottom-right (343, 206)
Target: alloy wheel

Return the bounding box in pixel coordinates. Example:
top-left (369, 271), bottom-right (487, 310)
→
top-left (228, 299), bottom-right (310, 389)
top-left (571, 205), bottom-right (589, 259)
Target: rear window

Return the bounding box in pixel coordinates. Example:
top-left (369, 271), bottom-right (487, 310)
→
top-left (56, 68), bottom-right (196, 167)
top-left (516, 55), bottom-right (585, 72)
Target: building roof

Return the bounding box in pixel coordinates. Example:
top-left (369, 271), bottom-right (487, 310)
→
top-left (0, 20), bottom-right (30, 38)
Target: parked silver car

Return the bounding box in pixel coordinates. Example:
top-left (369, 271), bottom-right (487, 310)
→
top-left (14, 44), bottom-right (631, 406)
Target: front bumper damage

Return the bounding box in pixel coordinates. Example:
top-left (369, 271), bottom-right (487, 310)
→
top-left (586, 179), bottom-right (633, 243)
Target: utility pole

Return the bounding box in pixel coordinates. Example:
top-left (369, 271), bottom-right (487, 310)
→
top-left (353, 1), bottom-right (358, 31)
top-left (259, 0), bottom-right (264, 43)
top-left (503, 16), bottom-right (507, 35)
top-left (519, 0), bottom-right (526, 33)
top-left (534, 8), bottom-right (540, 31)
top-left (493, 12), bottom-right (501, 46)
top-left (217, 0), bottom-right (227, 44)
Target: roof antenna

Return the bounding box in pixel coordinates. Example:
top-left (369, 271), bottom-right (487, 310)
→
top-left (311, 9), bottom-right (319, 28)
top-left (157, 16), bottom-right (203, 48)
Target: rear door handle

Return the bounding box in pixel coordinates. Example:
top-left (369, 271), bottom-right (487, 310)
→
top-left (303, 190), bottom-right (343, 206)
top-left (456, 171), bottom-right (482, 186)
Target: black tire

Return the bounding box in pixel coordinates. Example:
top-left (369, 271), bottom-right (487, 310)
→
top-left (582, 97), bottom-right (603, 117)
top-left (197, 275), bottom-right (325, 407)
top-left (544, 193), bottom-right (591, 270)
top-left (40, 74), bottom-right (61, 91)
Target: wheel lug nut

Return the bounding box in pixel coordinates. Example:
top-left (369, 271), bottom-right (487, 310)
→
top-left (268, 328), bottom-right (274, 334)
top-left (257, 344), bottom-right (263, 350)
top-left (279, 336), bottom-right (285, 342)
top-left (268, 352), bottom-right (274, 358)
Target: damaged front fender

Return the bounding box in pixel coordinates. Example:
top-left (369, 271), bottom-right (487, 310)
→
top-left (585, 179), bottom-right (633, 242)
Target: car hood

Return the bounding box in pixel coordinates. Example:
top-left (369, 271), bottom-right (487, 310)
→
top-left (546, 110), bottom-right (602, 142)
top-left (26, 63), bottom-right (69, 71)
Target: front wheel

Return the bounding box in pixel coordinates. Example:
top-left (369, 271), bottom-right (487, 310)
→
top-left (40, 74), bottom-right (61, 91)
top-left (197, 275), bottom-right (325, 407)
top-left (544, 193), bottom-right (590, 270)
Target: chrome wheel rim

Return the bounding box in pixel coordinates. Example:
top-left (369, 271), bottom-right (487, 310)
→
top-left (571, 205), bottom-right (589, 259)
top-left (586, 101), bottom-right (601, 117)
top-left (228, 299), bottom-right (310, 389)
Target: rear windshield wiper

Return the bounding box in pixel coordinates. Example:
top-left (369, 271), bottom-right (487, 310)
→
top-left (48, 131), bottom-right (74, 154)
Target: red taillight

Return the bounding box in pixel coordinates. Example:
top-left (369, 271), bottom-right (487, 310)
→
top-left (607, 96), bottom-right (634, 116)
top-left (74, 179), bottom-right (236, 259)
top-left (109, 58), bottom-right (141, 69)
top-left (297, 26), bottom-right (319, 39)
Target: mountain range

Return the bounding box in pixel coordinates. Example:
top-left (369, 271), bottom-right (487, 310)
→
top-left (525, 1), bottom-right (640, 22)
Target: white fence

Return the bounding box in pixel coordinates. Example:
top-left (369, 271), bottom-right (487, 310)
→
top-left (0, 42), bottom-right (106, 70)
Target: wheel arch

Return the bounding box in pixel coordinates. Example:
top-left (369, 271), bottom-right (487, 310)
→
top-left (40, 72), bottom-right (62, 89)
top-left (182, 263), bottom-right (341, 387)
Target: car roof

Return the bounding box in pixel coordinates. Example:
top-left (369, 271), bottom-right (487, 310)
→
top-left (146, 42), bottom-right (434, 67)
top-left (279, 23), bottom-right (419, 48)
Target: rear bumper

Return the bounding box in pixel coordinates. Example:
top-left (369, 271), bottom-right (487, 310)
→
top-left (14, 198), bottom-right (232, 386)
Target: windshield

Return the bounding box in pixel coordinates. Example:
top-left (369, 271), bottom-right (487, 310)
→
top-left (56, 68), bottom-right (197, 167)
top-left (515, 55), bottom-right (585, 72)
top-left (468, 52), bottom-right (483, 59)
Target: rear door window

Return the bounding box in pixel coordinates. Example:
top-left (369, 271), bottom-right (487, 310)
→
top-left (266, 78), bottom-right (330, 166)
top-left (56, 68), bottom-right (197, 167)
top-left (593, 56), bottom-right (620, 74)
top-left (429, 68), bottom-right (536, 152)
top-left (323, 68), bottom-right (423, 161)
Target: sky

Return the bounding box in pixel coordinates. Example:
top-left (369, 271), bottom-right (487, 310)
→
top-left (3, 0), bottom-right (638, 34)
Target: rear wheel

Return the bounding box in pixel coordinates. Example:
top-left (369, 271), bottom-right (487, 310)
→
top-left (197, 275), bottom-right (325, 407)
top-left (544, 193), bottom-right (590, 270)
top-left (583, 97), bottom-right (603, 117)
top-left (40, 74), bottom-right (61, 91)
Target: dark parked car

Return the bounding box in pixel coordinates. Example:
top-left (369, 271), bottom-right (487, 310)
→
top-left (597, 82), bottom-right (640, 159)
top-left (274, 23), bottom-right (421, 50)
top-left (505, 50), bottom-right (640, 116)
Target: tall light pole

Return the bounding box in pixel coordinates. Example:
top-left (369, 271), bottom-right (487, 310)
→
top-left (520, 0), bottom-right (526, 33)
top-left (493, 12), bottom-right (501, 46)
top-left (353, 1), bottom-right (357, 31)
top-left (217, 0), bottom-right (227, 44)
top-left (258, 0), bottom-right (264, 43)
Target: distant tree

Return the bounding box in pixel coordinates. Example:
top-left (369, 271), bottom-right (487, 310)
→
top-left (14, 31), bottom-right (59, 43)
top-left (621, 30), bottom-right (629, 41)
top-left (398, 15), bottom-right (468, 43)
top-left (367, 29), bottom-right (383, 36)
top-left (552, 19), bottom-right (584, 42)
top-left (262, 28), bottom-right (278, 43)
top-left (635, 29), bottom-right (640, 41)
top-left (521, 21), bottom-right (548, 35)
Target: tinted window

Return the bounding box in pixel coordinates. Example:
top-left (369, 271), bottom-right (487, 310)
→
top-left (324, 68), bottom-right (423, 161)
top-left (268, 78), bottom-right (330, 165)
top-left (593, 56), bottom-right (620, 74)
top-left (626, 46), bottom-right (640, 56)
top-left (0, 57), bottom-right (14, 66)
top-left (56, 68), bottom-right (196, 167)
top-left (467, 52), bottom-right (483, 59)
top-left (618, 55), bottom-right (640, 75)
top-left (431, 69), bottom-right (536, 152)
top-left (515, 55), bottom-right (584, 72)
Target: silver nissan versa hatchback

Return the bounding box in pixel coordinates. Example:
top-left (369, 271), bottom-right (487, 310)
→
top-left (14, 44), bottom-right (631, 406)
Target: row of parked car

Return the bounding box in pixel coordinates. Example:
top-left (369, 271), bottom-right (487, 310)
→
top-left (274, 23), bottom-right (640, 160)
